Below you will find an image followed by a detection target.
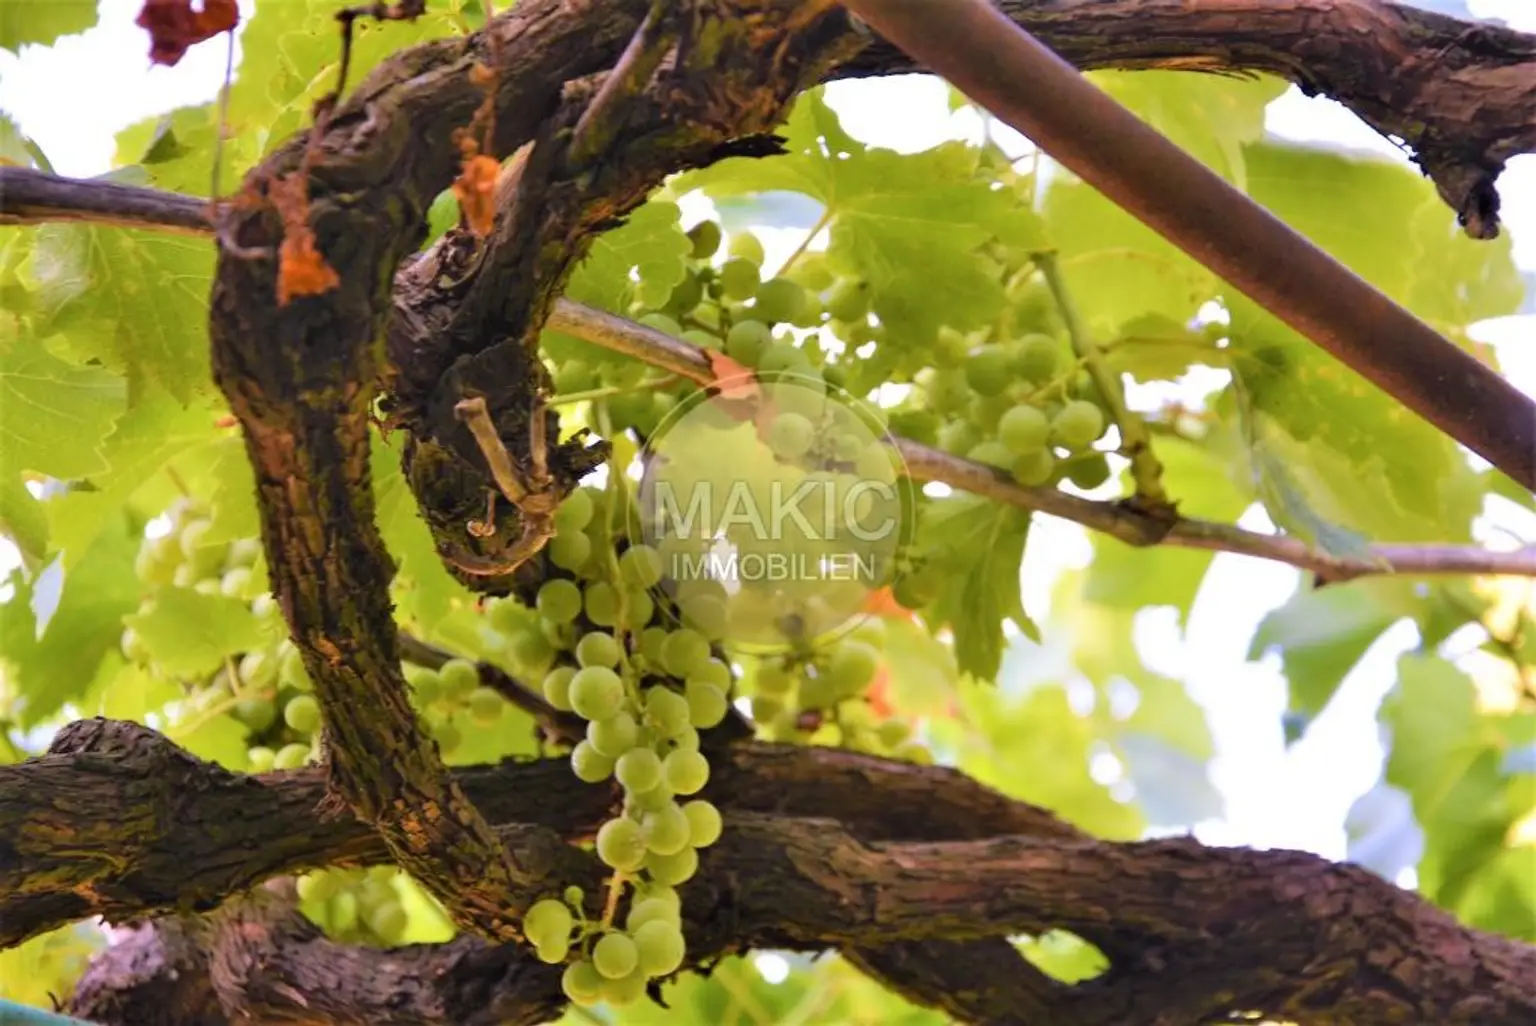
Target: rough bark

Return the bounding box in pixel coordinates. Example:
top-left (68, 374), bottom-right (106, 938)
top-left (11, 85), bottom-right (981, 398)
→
top-left (4, 722), bottom-right (1535, 1025)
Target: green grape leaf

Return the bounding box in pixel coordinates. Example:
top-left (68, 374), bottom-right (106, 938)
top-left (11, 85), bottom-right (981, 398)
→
top-left (113, 104), bottom-right (222, 195)
top-left (1452, 846), bottom-right (1536, 941)
top-left (44, 392), bottom-right (223, 565)
top-left (0, 110), bottom-right (40, 168)
top-left (1250, 578), bottom-right (1420, 721)
top-left (1102, 313), bottom-right (1226, 384)
top-left (1224, 141), bottom-right (1518, 544)
top-left (1088, 70), bottom-right (1286, 187)
top-left (0, 472), bottom-right (48, 568)
top-left (917, 494), bottom-right (1034, 681)
top-left (0, 0), bottom-right (98, 52)
top-left (204, 434), bottom-right (262, 544)
top-left (0, 344), bottom-right (126, 480)
top-left (939, 679), bottom-right (1143, 839)
top-left (541, 200), bottom-right (689, 365)
top-left (170, 711), bottom-right (254, 771)
top-left (678, 89), bottom-right (1047, 340)
top-left (126, 586), bottom-right (274, 678)
top-left (880, 614), bottom-right (961, 718)
top-left (1381, 655), bottom-right (1522, 928)
top-left (1084, 437), bottom-right (1249, 623)
top-left (80, 656), bottom-right (181, 723)
top-left (1017, 930), bottom-right (1109, 984)
top-left (31, 225), bottom-right (215, 402)
top-left (0, 520), bottom-right (139, 726)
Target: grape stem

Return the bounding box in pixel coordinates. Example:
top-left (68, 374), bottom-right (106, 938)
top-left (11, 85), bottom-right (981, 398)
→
top-left (1033, 251), bottom-right (1168, 510)
top-left (549, 375), bottom-right (679, 408)
top-left (776, 207), bottom-right (833, 279)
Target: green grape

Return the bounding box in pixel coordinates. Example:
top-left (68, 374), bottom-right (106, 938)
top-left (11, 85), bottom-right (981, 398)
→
top-left (679, 328), bottom-right (718, 351)
top-left (644, 884), bottom-right (682, 911)
top-left (227, 536), bottom-right (262, 568)
top-left (638, 626), bottom-right (669, 667)
top-left (1051, 400), bottom-right (1106, 451)
top-left (644, 686), bottom-right (691, 738)
top-left (172, 563), bottom-right (199, 588)
top-left (638, 310), bottom-right (682, 336)
top-left (725, 320), bottom-right (772, 366)
top-left (570, 666), bottom-right (625, 721)
top-left (434, 718), bottom-right (462, 755)
top-left (589, 712), bottom-right (640, 759)
top-left (239, 649), bottom-right (278, 690)
top-left (220, 566), bottom-right (254, 598)
top-left (660, 629), bottom-right (710, 678)
top-left (330, 890), bottom-right (360, 933)
top-left (682, 800), bottom-right (722, 848)
top-left (234, 696), bottom-right (277, 733)
top-left (549, 530), bottom-right (593, 571)
top-left (273, 742), bottom-right (311, 770)
top-left (876, 719), bottom-right (911, 749)
top-left (193, 578), bottom-right (223, 597)
top-left (536, 936), bottom-right (572, 965)
top-left (966, 440), bottom-right (1014, 471)
top-left (627, 898), bottom-right (679, 933)
top-left (246, 745), bottom-right (277, 773)
top-left (849, 616), bottom-right (888, 650)
top-left (752, 278), bottom-right (811, 327)
top-left (767, 411), bottom-right (815, 461)
top-left (616, 747), bottom-right (663, 793)
top-left (603, 359), bottom-right (648, 389)
top-left (1068, 453), bottom-right (1112, 489)
top-left (727, 230), bottom-right (765, 266)
top-left (584, 581), bottom-right (621, 628)
top-left (934, 325), bottom-right (970, 367)
top-left (895, 741), bottom-right (934, 764)
top-left (679, 594), bottom-right (729, 641)
top-left (688, 658), bottom-right (732, 691)
top-left (536, 579), bottom-right (583, 624)
top-left (572, 740), bottom-right (616, 783)
top-left (669, 274), bottom-right (706, 316)
top-left (562, 960), bottom-right (605, 1005)
top-left (524, 897), bottom-right (574, 950)
top-left (798, 673), bottom-right (836, 710)
top-left (283, 694), bottom-right (322, 735)
top-left (829, 641), bottom-right (879, 697)
top-left (542, 666), bottom-right (576, 711)
top-left (670, 725), bottom-right (702, 752)
top-left (825, 277), bottom-right (870, 322)
top-left (554, 359), bottom-right (597, 395)
top-left (718, 257), bottom-right (760, 301)
top-left (601, 967), bottom-right (648, 1007)
top-left (685, 682), bottom-right (729, 729)
top-left (965, 345), bottom-right (1012, 397)
top-left (631, 782), bottom-right (676, 813)
top-left (368, 901), bottom-right (408, 942)
top-left (786, 251), bottom-right (834, 291)
top-left (662, 749), bottom-right (710, 795)
top-left (440, 659), bottom-right (480, 699)
top-left (619, 545), bottom-right (664, 589)
top-left (468, 686), bottom-right (504, 725)
top-left (576, 631), bottom-right (621, 669)
top-left (755, 661), bottom-right (792, 696)
top-left (624, 588), bottom-right (656, 631)
top-left (755, 340), bottom-right (810, 376)
top-left (564, 885), bottom-right (584, 907)
top-left (1011, 448), bottom-right (1056, 487)
top-left (937, 419), bottom-right (981, 456)
top-left (998, 404), bottom-right (1050, 455)
top-left (967, 391), bottom-right (1013, 432)
top-left (643, 845), bottom-right (699, 887)
top-left (688, 220), bottom-right (723, 259)
top-left (296, 871), bottom-right (339, 904)
top-left (597, 817), bottom-right (649, 872)
top-left (251, 593), bottom-right (280, 623)
top-left (1014, 333), bottom-right (1060, 382)
top-left (643, 800), bottom-right (691, 856)
top-left (554, 489), bottom-right (596, 533)
top-left (633, 918), bottom-right (686, 977)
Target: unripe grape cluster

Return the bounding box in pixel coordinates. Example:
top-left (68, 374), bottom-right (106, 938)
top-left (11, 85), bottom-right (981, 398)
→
top-left (293, 865), bottom-right (416, 947)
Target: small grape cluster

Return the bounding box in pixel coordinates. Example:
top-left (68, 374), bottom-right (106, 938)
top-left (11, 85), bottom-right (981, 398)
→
top-left (293, 865), bottom-right (414, 947)
top-left (437, 484), bottom-right (727, 1006)
top-left (399, 657), bottom-right (510, 758)
top-left (748, 617), bottom-right (927, 763)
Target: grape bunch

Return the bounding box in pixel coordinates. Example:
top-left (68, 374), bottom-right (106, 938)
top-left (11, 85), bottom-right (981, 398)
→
top-left (294, 865), bottom-right (415, 947)
top-left (746, 616), bottom-right (928, 764)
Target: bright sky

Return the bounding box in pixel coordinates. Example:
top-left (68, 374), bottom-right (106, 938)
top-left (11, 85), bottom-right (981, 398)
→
top-left (2, 0), bottom-right (1533, 864)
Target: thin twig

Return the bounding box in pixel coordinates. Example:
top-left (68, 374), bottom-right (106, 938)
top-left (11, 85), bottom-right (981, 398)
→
top-left (1035, 251), bottom-right (1167, 508)
top-left (566, 0), bottom-right (676, 169)
top-left (397, 631), bottom-right (585, 744)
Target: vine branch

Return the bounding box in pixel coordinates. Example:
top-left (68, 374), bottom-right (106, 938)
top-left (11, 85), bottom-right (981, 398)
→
top-left (1, 168), bottom-right (1529, 582)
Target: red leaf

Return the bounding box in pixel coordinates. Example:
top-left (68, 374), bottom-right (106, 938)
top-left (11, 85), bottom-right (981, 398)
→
top-left (703, 350), bottom-right (759, 401)
top-left (268, 173), bottom-right (340, 307)
top-left (452, 154), bottom-right (501, 238)
top-left (137, 0), bottom-right (239, 67)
